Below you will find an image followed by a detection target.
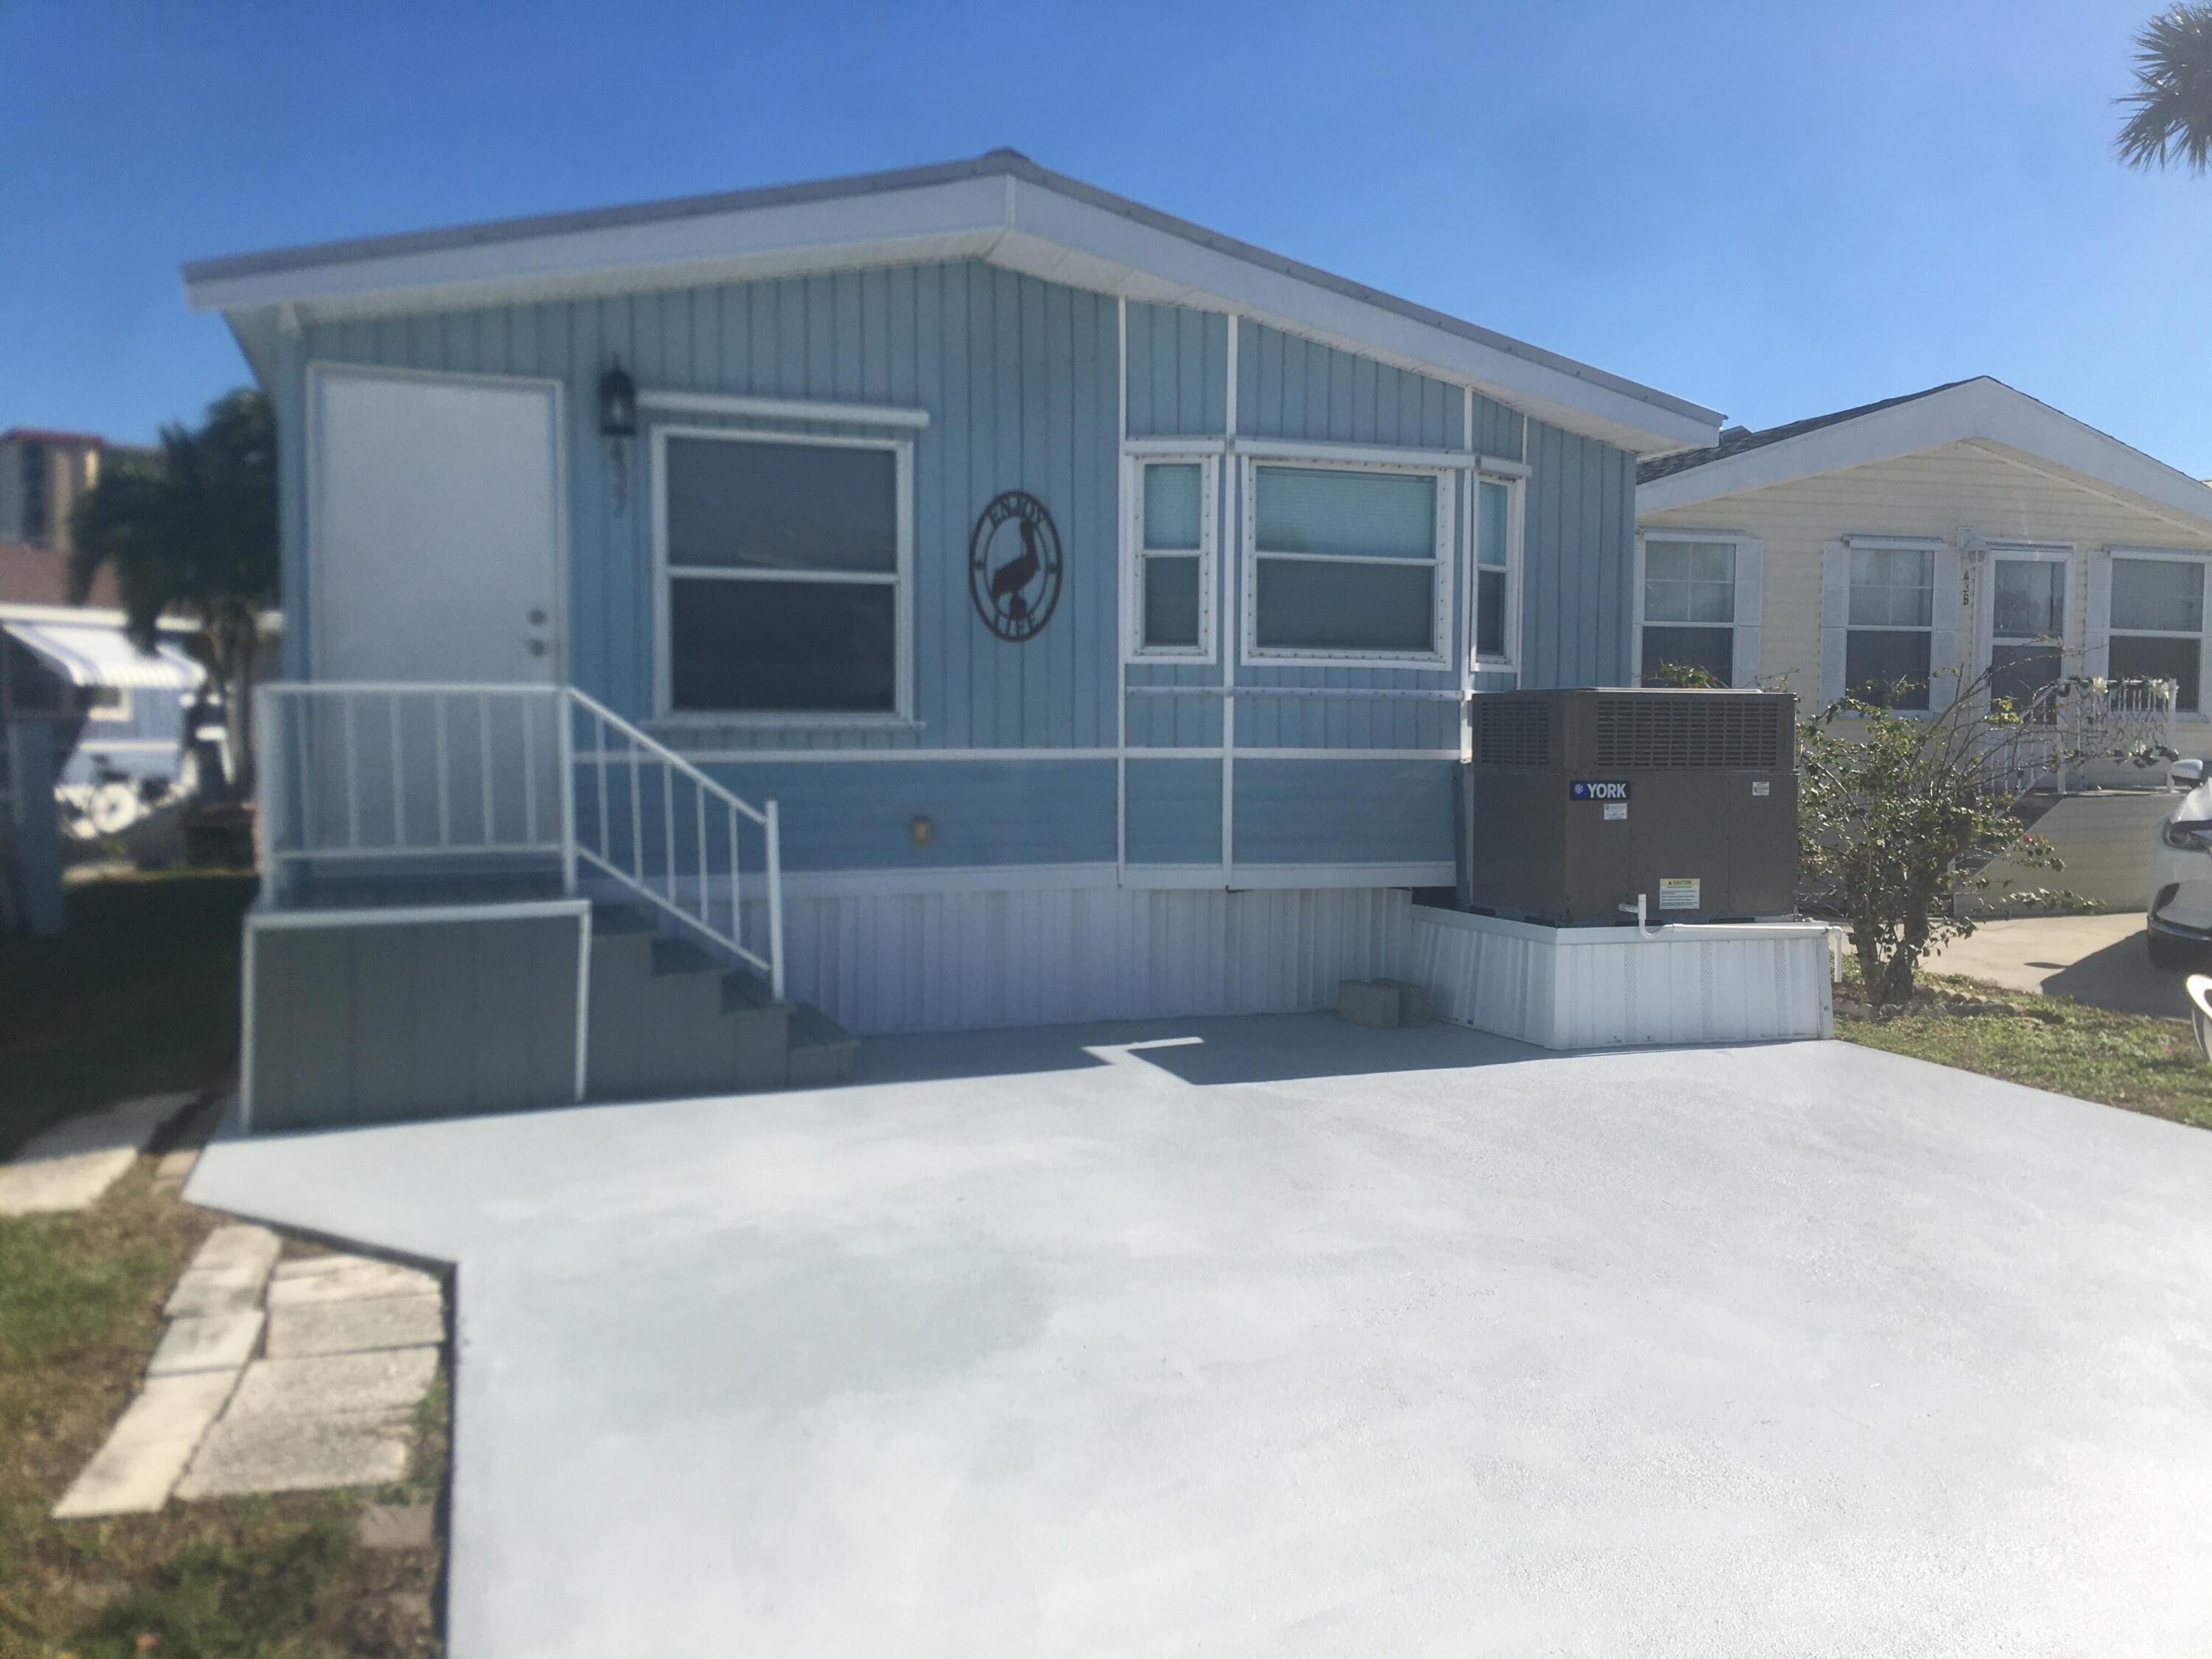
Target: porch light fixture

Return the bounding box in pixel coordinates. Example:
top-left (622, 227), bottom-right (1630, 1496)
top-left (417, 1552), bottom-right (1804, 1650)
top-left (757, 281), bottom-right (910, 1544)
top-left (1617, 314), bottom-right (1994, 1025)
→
top-left (600, 360), bottom-right (638, 511)
top-left (598, 361), bottom-right (638, 438)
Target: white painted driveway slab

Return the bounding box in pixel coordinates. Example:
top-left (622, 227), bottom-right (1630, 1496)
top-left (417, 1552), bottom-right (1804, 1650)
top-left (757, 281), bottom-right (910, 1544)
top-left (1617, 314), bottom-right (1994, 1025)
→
top-left (187, 1015), bottom-right (2212, 1658)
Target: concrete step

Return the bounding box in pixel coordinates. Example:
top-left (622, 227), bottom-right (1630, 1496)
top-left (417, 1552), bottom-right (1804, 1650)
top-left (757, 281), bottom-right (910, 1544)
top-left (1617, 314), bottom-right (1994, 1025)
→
top-left (786, 1005), bottom-right (859, 1088)
top-left (585, 897), bottom-right (852, 1102)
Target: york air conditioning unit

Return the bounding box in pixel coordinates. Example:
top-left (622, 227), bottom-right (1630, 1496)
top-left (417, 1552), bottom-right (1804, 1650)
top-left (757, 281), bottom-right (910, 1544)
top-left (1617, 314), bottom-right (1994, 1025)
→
top-left (1461, 688), bottom-right (1798, 925)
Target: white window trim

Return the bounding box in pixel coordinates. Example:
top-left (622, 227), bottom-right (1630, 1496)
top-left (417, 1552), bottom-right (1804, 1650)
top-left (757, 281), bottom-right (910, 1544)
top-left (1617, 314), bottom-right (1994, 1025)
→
top-left (1632, 528), bottom-right (1762, 686)
top-left (1841, 533), bottom-right (1944, 709)
top-left (1471, 471), bottom-right (1524, 672)
top-left (1237, 452), bottom-right (1456, 671)
top-left (1121, 451), bottom-right (1221, 664)
top-left (649, 422), bottom-right (915, 726)
top-left (2101, 545), bottom-right (2212, 718)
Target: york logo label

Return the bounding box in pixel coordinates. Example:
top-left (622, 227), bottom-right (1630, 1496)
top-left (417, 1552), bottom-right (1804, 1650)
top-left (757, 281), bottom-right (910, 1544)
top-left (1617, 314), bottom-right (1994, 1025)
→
top-left (1570, 780), bottom-right (1632, 802)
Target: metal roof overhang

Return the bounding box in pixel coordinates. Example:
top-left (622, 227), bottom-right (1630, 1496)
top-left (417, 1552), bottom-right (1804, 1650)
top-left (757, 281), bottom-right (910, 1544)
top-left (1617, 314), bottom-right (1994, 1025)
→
top-left (3, 618), bottom-right (204, 691)
top-left (184, 154), bottom-right (1721, 457)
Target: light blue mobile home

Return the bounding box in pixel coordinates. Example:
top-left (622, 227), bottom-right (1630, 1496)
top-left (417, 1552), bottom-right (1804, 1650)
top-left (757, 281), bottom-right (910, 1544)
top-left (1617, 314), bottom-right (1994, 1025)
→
top-left (185, 151), bottom-right (1722, 1127)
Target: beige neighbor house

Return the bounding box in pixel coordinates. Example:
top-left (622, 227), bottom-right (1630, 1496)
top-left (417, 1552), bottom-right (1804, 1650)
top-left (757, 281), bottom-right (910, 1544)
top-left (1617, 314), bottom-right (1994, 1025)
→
top-left (1635, 377), bottom-right (2212, 907)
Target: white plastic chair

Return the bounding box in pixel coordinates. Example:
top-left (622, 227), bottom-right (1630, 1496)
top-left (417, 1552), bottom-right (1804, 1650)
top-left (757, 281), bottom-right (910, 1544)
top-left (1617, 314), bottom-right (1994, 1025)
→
top-left (2188, 973), bottom-right (2212, 1063)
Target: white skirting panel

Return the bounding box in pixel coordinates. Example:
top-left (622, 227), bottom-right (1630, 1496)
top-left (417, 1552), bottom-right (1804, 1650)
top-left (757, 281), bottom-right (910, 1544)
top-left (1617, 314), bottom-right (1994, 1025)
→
top-left (1405, 907), bottom-right (1836, 1049)
top-left (774, 883), bottom-right (1414, 1035)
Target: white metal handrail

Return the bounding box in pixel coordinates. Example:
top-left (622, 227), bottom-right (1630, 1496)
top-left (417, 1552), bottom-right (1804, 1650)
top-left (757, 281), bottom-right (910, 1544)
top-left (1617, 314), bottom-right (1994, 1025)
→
top-left (564, 687), bottom-right (785, 997)
top-left (257, 681), bottom-right (785, 999)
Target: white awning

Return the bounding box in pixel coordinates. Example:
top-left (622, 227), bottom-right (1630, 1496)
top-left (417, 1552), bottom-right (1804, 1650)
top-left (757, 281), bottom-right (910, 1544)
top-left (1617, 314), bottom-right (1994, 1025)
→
top-left (1, 618), bottom-right (205, 691)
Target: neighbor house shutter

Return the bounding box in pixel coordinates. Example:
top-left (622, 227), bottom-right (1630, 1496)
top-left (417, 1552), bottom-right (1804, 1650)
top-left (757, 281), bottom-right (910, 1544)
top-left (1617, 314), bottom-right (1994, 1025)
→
top-left (1930, 543), bottom-right (1964, 709)
top-left (1731, 538), bottom-right (1764, 687)
top-left (2083, 549), bottom-right (2112, 680)
top-left (1819, 540), bottom-right (1849, 706)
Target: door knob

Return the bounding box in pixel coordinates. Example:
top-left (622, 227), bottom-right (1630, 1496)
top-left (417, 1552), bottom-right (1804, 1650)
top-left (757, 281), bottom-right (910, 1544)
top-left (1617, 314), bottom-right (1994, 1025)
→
top-left (528, 608), bottom-right (549, 625)
top-left (528, 639), bottom-right (549, 657)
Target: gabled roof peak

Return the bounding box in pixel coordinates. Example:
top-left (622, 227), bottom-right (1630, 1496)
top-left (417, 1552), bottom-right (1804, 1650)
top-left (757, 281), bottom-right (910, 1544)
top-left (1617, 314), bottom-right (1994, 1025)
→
top-left (1635, 376), bottom-right (2212, 535)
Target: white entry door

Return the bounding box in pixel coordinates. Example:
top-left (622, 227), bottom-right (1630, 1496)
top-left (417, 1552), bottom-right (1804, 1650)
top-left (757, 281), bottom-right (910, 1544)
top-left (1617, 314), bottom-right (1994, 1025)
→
top-left (309, 366), bottom-right (564, 684)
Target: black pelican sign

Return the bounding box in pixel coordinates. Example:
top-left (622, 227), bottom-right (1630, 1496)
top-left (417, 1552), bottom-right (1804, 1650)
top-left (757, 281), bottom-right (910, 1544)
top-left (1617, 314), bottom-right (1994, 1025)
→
top-left (967, 490), bottom-right (1063, 642)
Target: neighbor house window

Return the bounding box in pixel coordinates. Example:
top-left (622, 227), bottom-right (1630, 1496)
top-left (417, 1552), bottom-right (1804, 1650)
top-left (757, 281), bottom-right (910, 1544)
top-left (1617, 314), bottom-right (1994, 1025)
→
top-left (1846, 544), bottom-right (1935, 709)
top-left (2109, 554), bottom-right (2207, 713)
top-left (1473, 476), bottom-right (1519, 664)
top-left (1244, 462), bottom-right (1450, 663)
top-left (18, 441), bottom-right (49, 546)
top-left (1641, 537), bottom-right (1737, 686)
top-left (655, 431), bottom-right (908, 717)
top-left (1127, 456), bottom-right (1217, 658)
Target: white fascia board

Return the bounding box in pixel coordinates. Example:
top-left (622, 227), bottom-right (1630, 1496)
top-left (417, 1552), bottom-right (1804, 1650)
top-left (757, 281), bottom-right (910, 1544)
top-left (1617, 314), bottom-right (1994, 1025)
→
top-left (183, 175), bottom-right (1013, 317)
top-left (184, 162), bottom-right (1719, 457)
top-left (1636, 377), bottom-right (2212, 532)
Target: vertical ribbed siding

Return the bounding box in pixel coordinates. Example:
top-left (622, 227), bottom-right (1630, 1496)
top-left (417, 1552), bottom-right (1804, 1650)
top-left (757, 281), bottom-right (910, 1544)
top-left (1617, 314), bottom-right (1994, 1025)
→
top-left (296, 261), bottom-right (1121, 752)
top-left (1523, 420), bottom-right (1636, 688)
top-left (773, 883), bottom-right (1413, 1034)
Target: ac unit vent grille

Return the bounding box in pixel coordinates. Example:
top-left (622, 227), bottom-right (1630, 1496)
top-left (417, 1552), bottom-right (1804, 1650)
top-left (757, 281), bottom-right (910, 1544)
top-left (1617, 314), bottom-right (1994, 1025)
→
top-left (1474, 700), bottom-right (1550, 768)
top-left (1592, 695), bottom-right (1787, 769)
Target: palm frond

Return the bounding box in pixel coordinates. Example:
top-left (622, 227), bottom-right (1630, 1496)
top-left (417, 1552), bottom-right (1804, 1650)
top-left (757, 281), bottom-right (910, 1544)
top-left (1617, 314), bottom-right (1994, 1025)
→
top-left (2118, 4), bottom-right (2212, 172)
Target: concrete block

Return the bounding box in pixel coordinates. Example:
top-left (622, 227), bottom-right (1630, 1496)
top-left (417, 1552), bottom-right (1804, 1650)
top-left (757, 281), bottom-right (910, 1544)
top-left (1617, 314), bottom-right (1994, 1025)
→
top-left (1374, 977), bottom-right (1431, 1028)
top-left (51, 1370), bottom-right (238, 1518)
top-left (266, 1294), bottom-right (444, 1359)
top-left (164, 1267), bottom-right (267, 1320)
top-left (226, 1346), bottom-right (439, 1420)
top-left (147, 1310), bottom-right (265, 1377)
top-left (163, 1225), bottom-right (284, 1319)
top-left (359, 1500), bottom-right (437, 1551)
top-left (271, 1252), bottom-right (366, 1280)
top-left (191, 1224), bottom-right (283, 1276)
top-left (0, 1092), bottom-right (194, 1216)
top-left (266, 1259), bottom-right (441, 1307)
top-left (1336, 978), bottom-right (1401, 1029)
top-left (177, 1408), bottom-right (413, 1500)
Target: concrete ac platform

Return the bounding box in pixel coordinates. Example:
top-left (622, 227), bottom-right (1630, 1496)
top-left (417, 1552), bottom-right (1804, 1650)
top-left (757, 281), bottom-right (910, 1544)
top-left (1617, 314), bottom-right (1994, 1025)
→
top-left (1406, 905), bottom-right (1836, 1047)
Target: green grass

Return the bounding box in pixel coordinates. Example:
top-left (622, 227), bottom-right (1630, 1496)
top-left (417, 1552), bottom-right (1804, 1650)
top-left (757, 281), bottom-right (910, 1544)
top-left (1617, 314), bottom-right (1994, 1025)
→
top-left (0, 871), bottom-right (255, 1157)
top-left (1838, 968), bottom-right (2212, 1129)
top-left (0, 1217), bottom-right (167, 1377)
top-left (67, 1509), bottom-right (355, 1659)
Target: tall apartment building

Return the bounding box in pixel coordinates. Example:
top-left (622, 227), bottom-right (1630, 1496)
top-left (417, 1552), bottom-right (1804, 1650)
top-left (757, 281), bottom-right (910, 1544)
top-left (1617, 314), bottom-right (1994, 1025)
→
top-left (0, 428), bottom-right (122, 604)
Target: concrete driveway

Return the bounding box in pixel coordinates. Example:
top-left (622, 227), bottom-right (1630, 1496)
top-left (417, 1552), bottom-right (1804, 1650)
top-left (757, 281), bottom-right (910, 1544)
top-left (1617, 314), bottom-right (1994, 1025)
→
top-left (1924, 912), bottom-right (2191, 1018)
top-left (188, 1016), bottom-right (2212, 1658)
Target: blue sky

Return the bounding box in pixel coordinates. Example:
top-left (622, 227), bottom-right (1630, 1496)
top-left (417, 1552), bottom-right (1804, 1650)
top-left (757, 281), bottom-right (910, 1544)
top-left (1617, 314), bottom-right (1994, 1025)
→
top-left (5, 0), bottom-right (2206, 470)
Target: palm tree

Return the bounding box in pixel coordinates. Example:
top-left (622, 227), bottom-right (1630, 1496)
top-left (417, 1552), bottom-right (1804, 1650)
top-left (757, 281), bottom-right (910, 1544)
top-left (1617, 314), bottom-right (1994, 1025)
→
top-left (69, 389), bottom-right (278, 793)
top-left (2118, 5), bottom-right (2212, 172)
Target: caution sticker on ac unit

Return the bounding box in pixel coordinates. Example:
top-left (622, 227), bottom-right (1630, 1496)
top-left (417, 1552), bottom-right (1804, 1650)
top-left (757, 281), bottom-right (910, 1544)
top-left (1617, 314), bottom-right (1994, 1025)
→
top-left (1658, 878), bottom-right (1701, 911)
top-left (1751, 780), bottom-right (1771, 797)
top-left (1603, 801), bottom-right (1628, 821)
top-left (1570, 780), bottom-right (1631, 802)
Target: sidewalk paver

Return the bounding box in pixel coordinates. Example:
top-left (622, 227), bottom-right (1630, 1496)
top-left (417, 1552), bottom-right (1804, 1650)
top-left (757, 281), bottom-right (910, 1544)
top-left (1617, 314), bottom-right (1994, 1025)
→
top-left (146, 1310), bottom-right (265, 1378)
top-left (163, 1224), bottom-right (282, 1318)
top-left (265, 1259), bottom-right (440, 1307)
top-left (224, 1346), bottom-right (440, 1420)
top-left (51, 1370), bottom-right (240, 1518)
top-left (0, 1092), bottom-right (195, 1216)
top-left (265, 1293), bottom-right (444, 1358)
top-left (177, 1408), bottom-right (414, 1500)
